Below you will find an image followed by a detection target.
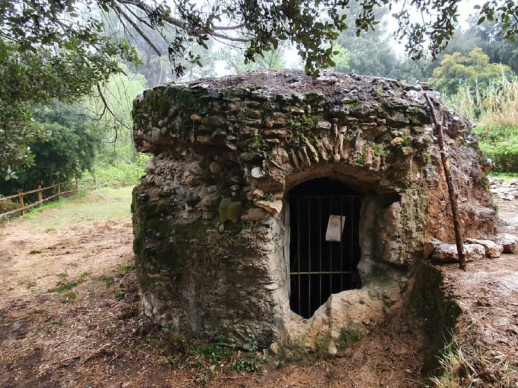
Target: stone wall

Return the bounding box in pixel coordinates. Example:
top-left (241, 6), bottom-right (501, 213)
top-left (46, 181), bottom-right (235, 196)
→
top-left (131, 70), bottom-right (497, 352)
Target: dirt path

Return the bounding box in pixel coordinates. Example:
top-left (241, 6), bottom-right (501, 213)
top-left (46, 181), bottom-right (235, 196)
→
top-left (0, 188), bottom-right (516, 387)
top-left (436, 197), bottom-right (518, 386)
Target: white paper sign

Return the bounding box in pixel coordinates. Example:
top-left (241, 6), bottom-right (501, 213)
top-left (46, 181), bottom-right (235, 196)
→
top-left (325, 215), bottom-right (346, 242)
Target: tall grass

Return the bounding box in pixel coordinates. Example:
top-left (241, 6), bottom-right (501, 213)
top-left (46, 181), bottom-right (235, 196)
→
top-left (444, 78), bottom-right (518, 173)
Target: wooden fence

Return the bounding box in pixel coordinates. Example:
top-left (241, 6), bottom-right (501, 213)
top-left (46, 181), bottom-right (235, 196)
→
top-left (0, 178), bottom-right (97, 219)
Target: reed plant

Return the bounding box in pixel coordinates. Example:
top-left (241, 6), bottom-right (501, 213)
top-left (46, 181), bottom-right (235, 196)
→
top-left (444, 76), bottom-right (518, 173)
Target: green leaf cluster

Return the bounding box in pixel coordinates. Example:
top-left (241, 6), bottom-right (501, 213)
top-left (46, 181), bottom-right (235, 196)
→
top-left (0, 103), bottom-right (101, 195)
top-left (428, 48), bottom-right (515, 96)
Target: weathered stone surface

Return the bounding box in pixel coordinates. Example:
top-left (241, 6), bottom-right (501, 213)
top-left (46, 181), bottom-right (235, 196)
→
top-left (209, 161), bottom-right (222, 174)
top-left (254, 199), bottom-right (283, 214)
top-left (489, 178), bottom-right (518, 201)
top-left (431, 242), bottom-right (486, 263)
top-left (465, 238), bottom-right (503, 258)
top-left (251, 167), bottom-right (266, 179)
top-left (242, 208), bottom-right (269, 222)
top-left (200, 193), bottom-right (220, 210)
top-left (496, 233), bottom-right (518, 254)
top-left (315, 120), bottom-right (332, 130)
top-left (131, 70), bottom-right (497, 353)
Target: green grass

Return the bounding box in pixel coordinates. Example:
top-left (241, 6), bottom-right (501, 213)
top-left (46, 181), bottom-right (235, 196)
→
top-left (14, 186), bottom-right (133, 232)
top-left (487, 172), bottom-right (518, 181)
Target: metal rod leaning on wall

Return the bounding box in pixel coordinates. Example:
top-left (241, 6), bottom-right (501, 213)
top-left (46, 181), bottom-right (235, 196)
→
top-left (425, 93), bottom-right (466, 270)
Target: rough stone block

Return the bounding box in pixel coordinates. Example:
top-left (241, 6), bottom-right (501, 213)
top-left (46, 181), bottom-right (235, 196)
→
top-left (431, 241), bottom-right (485, 263)
top-left (496, 233), bottom-right (518, 254)
top-left (465, 238), bottom-right (503, 258)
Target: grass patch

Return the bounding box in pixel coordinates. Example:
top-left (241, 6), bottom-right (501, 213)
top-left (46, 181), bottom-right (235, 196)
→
top-left (116, 261), bottom-right (135, 275)
top-left (428, 318), bottom-right (514, 387)
top-left (52, 271), bottom-right (90, 293)
top-left (96, 275), bottom-right (114, 288)
top-left (14, 186), bottom-right (133, 232)
top-left (150, 332), bottom-right (267, 381)
top-left (487, 172), bottom-right (518, 181)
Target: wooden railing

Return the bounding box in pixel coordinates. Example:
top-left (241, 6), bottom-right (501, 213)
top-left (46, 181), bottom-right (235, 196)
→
top-left (0, 178), bottom-right (97, 219)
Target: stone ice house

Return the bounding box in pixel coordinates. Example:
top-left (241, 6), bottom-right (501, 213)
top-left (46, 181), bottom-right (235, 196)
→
top-left (131, 70), bottom-right (497, 353)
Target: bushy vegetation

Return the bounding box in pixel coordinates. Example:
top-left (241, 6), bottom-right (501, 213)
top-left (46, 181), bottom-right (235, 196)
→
top-left (83, 153), bottom-right (150, 188)
top-left (0, 63), bottom-right (148, 196)
top-left (443, 78), bottom-right (518, 173)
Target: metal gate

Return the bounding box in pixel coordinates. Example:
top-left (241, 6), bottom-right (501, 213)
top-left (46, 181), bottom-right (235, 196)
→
top-left (289, 191), bottom-right (361, 319)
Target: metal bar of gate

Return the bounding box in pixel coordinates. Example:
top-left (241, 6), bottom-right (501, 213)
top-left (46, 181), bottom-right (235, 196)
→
top-left (319, 198), bottom-right (322, 308)
top-left (350, 198), bottom-right (354, 274)
top-left (307, 196), bottom-right (311, 317)
top-left (338, 197), bottom-right (344, 290)
top-left (329, 196), bottom-right (333, 294)
top-left (290, 194), bottom-right (361, 318)
top-left (297, 196), bottom-right (301, 316)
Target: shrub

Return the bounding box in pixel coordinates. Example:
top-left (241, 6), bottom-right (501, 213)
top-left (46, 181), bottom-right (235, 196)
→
top-left (82, 153), bottom-right (150, 187)
top-left (445, 78), bottom-right (518, 173)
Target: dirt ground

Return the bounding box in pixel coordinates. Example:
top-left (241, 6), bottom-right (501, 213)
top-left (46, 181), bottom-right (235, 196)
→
top-left (0, 189), bottom-right (516, 387)
top-left (437, 197), bottom-right (518, 386)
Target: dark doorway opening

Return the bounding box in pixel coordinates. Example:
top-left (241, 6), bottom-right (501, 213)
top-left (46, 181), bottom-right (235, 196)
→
top-left (289, 178), bottom-right (362, 319)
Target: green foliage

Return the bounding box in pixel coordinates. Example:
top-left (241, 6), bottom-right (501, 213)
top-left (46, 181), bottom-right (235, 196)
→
top-left (0, 28), bottom-right (135, 178)
top-left (338, 326), bottom-right (363, 348)
top-left (444, 77), bottom-right (518, 173)
top-left (215, 44), bottom-right (288, 75)
top-left (0, 197), bottom-right (17, 213)
top-left (98, 275), bottom-right (114, 288)
top-left (428, 336), bottom-right (474, 387)
top-left (0, 102), bottom-right (101, 195)
top-left (85, 64), bottom-right (148, 173)
top-left (87, 64), bottom-right (147, 135)
top-left (334, 3), bottom-right (399, 78)
top-left (330, 46), bottom-right (350, 73)
top-left (52, 271), bottom-right (91, 293)
top-left (230, 357), bottom-right (263, 373)
top-left (477, 124), bottom-right (518, 173)
top-left (0, 0), bottom-right (138, 179)
top-left (5, 0), bottom-right (516, 82)
top-left (83, 153), bottom-right (150, 187)
top-left (429, 48), bottom-right (515, 96)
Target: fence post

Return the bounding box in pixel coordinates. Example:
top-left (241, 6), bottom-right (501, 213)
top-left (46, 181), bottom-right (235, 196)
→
top-left (93, 177), bottom-right (97, 190)
top-left (75, 178), bottom-right (79, 193)
top-left (37, 185), bottom-right (43, 204)
top-left (57, 183), bottom-right (61, 199)
top-left (18, 189), bottom-right (25, 215)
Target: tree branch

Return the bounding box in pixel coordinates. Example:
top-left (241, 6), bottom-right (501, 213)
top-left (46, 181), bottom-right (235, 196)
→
top-left (118, 0), bottom-right (249, 43)
top-left (96, 84), bottom-right (133, 143)
top-left (113, 3), bottom-right (162, 57)
top-left (122, 3), bottom-right (154, 29)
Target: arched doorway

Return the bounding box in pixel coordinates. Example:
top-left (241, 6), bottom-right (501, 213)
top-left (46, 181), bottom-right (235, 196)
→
top-left (288, 178), bottom-right (362, 318)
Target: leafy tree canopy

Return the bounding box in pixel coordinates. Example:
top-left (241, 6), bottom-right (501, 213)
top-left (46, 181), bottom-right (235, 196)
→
top-left (0, 103), bottom-right (101, 194)
top-left (2, 1), bottom-right (517, 77)
top-left (428, 47), bottom-right (515, 96)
